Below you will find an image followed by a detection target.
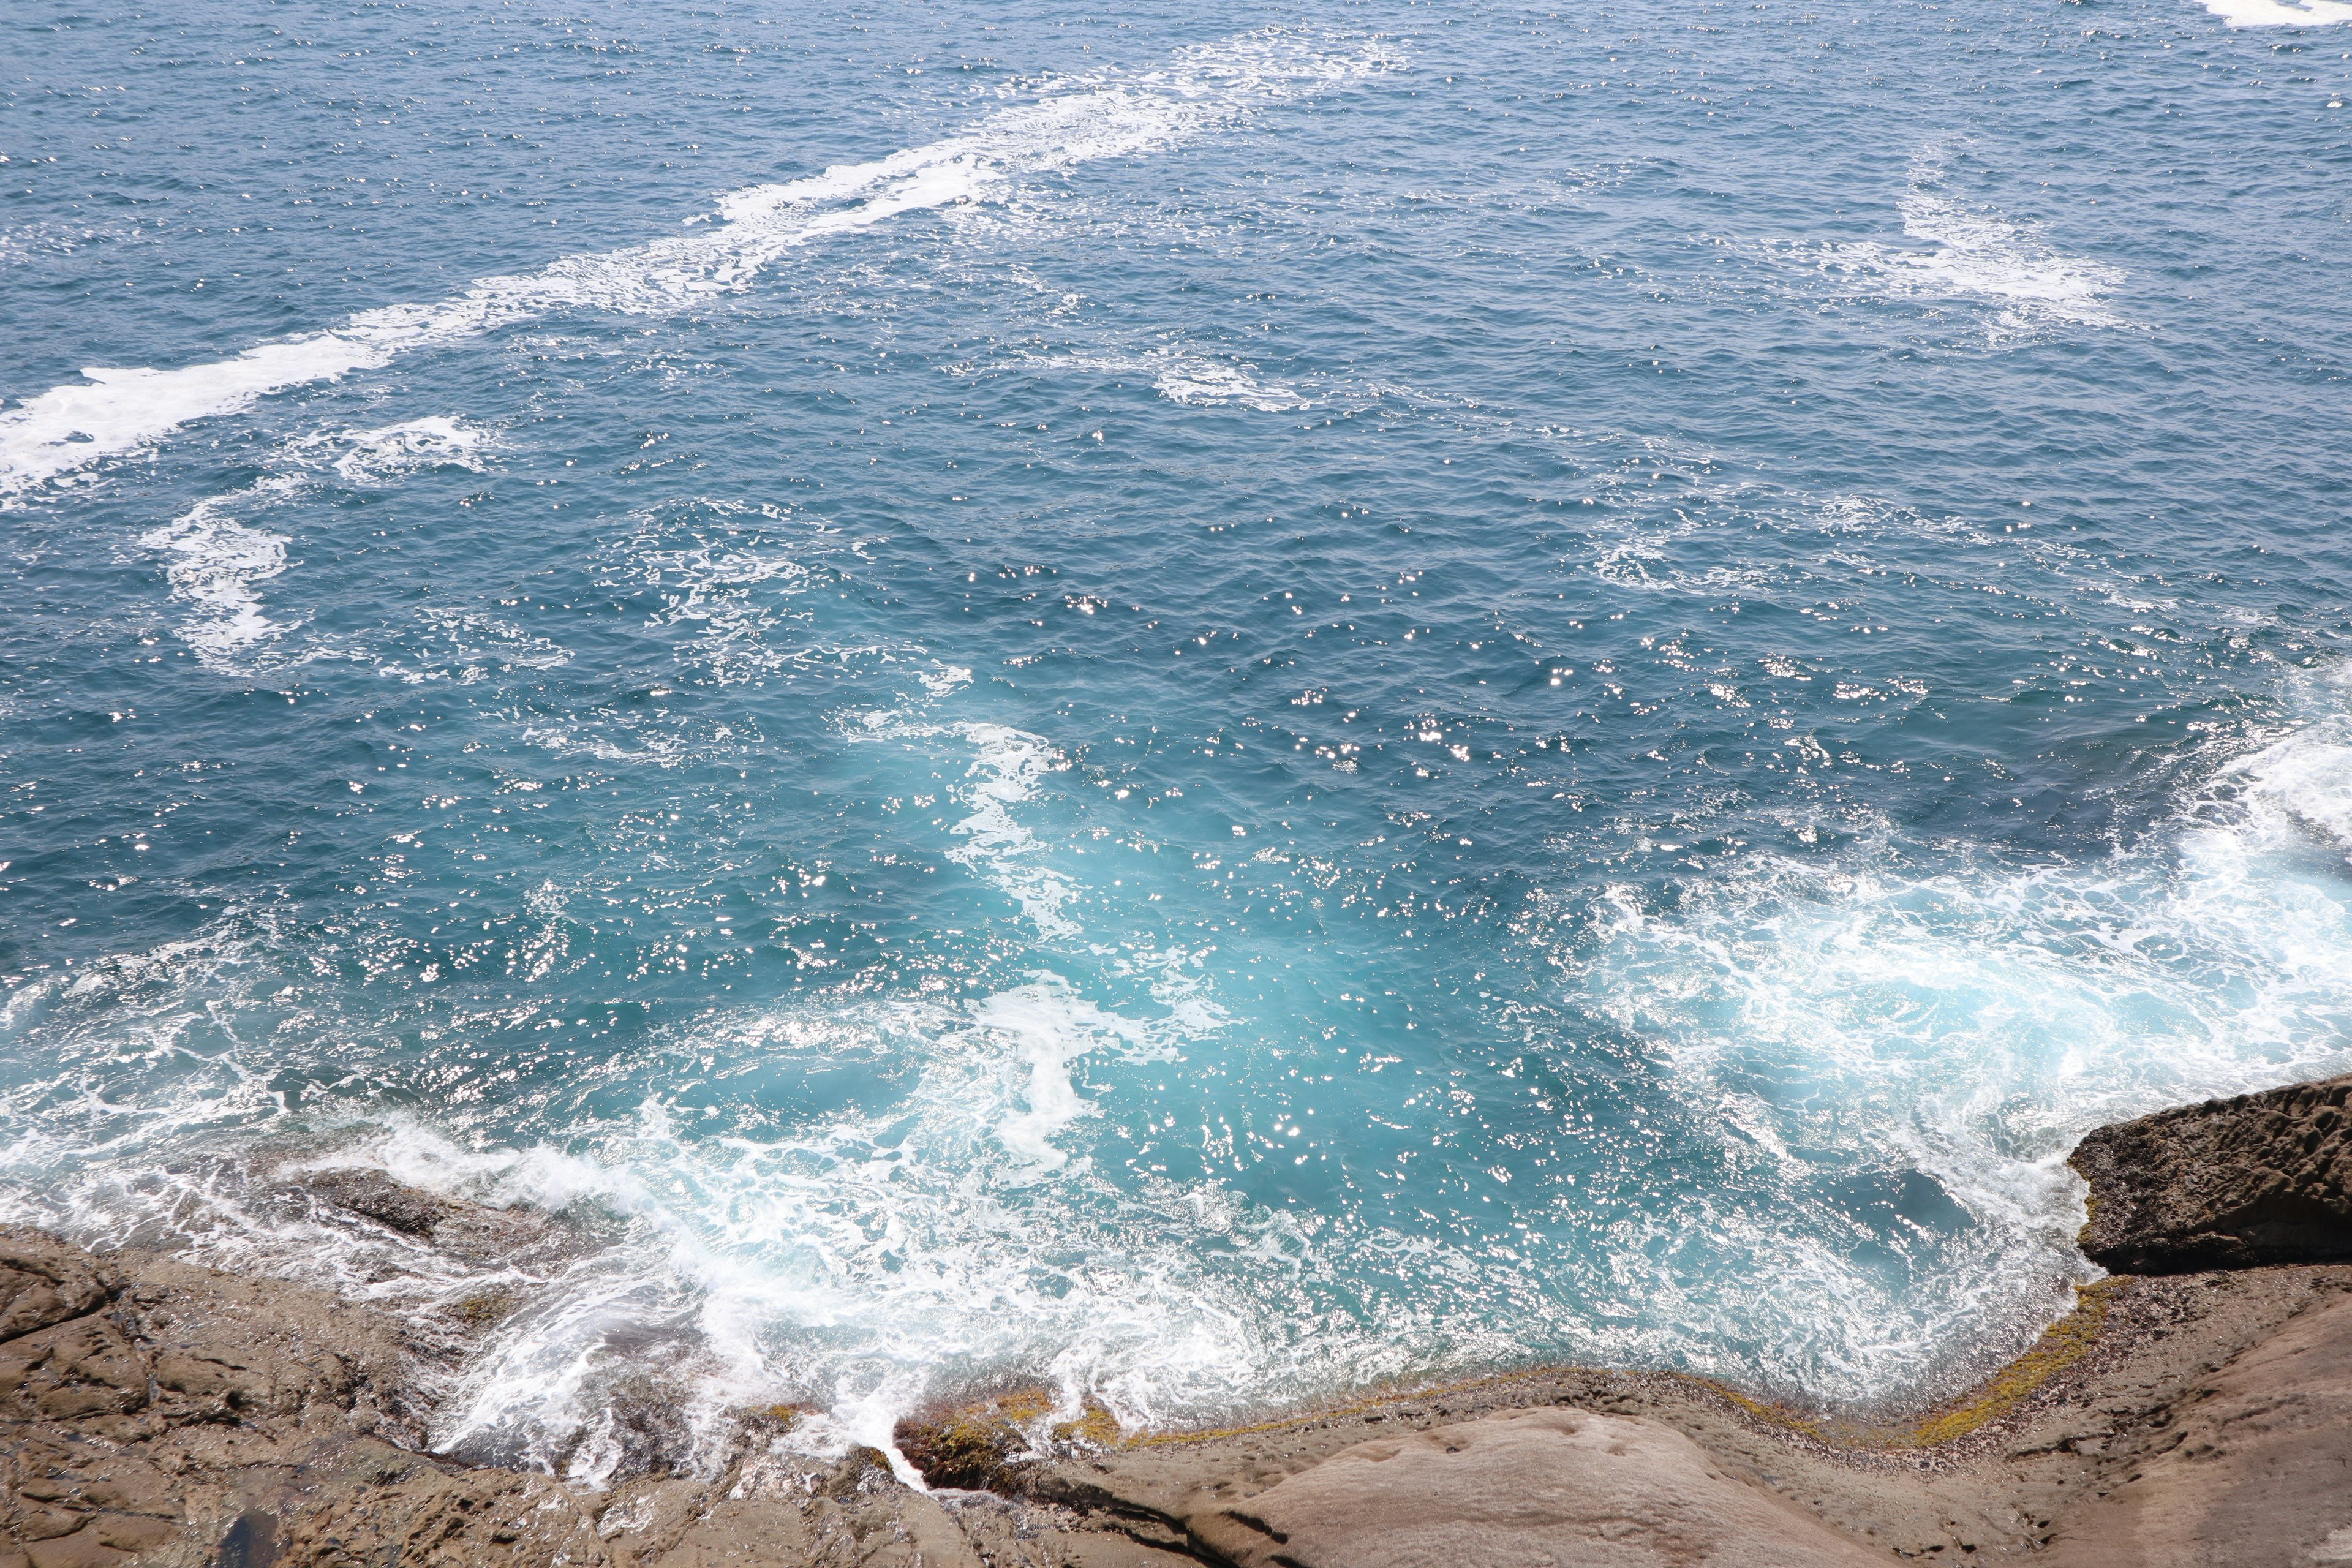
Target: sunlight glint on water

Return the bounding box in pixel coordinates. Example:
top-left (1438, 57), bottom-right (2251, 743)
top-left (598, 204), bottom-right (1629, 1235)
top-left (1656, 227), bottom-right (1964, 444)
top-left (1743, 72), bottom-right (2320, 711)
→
top-left (2, 0), bottom-right (2350, 1482)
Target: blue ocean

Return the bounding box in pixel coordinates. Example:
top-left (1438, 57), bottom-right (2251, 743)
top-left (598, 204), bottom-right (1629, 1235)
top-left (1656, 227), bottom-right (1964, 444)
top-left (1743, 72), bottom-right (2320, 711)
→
top-left (4, 0), bottom-right (2350, 1481)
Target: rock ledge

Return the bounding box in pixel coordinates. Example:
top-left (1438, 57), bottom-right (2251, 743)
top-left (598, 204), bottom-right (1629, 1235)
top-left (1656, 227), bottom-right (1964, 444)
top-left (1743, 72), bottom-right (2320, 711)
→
top-left (2070, 1072), bottom-right (2352, 1273)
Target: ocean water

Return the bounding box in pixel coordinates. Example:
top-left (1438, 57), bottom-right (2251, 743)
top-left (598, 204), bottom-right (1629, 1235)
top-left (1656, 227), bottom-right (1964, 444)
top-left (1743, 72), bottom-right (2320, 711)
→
top-left (4, 0), bottom-right (2351, 1483)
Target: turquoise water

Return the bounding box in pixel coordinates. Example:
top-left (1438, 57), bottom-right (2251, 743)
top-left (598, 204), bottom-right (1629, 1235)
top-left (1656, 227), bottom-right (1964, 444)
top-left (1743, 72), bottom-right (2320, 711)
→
top-left (5, 0), bottom-right (2351, 1480)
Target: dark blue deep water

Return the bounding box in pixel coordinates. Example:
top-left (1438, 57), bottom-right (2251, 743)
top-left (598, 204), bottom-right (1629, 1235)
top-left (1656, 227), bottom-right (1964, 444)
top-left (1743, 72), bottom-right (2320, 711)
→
top-left (5, 0), bottom-right (2351, 1477)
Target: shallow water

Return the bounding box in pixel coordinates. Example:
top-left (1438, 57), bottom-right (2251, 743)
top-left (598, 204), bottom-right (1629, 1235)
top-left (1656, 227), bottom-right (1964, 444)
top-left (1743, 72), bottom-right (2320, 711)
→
top-left (4, 0), bottom-right (2350, 1481)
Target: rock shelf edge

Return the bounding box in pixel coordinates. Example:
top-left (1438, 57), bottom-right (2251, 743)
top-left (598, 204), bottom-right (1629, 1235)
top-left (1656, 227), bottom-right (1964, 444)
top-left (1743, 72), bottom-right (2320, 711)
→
top-left (5, 1074), bottom-right (2348, 1567)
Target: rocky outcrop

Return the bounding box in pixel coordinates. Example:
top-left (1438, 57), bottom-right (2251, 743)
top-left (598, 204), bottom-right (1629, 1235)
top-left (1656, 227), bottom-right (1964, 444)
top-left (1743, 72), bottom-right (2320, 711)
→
top-left (0, 1229), bottom-right (1035, 1568)
top-left (2070, 1074), bottom-right (2352, 1273)
top-left (13, 1071), bottom-right (2352, 1568)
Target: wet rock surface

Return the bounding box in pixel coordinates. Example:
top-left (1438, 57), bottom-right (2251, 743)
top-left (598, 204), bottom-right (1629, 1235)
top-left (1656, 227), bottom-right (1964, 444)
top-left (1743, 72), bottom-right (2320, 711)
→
top-left (298, 1170), bottom-right (454, 1240)
top-left (10, 1080), bottom-right (2352, 1568)
top-left (2071, 1073), bottom-right (2352, 1273)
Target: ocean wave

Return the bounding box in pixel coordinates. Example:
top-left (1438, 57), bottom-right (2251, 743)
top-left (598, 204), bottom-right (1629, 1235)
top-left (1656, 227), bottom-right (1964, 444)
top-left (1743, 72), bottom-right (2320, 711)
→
top-left (1550, 666), bottom-right (2352, 1397)
top-left (0, 959), bottom-right (1260, 1483)
top-left (0, 31), bottom-right (1393, 497)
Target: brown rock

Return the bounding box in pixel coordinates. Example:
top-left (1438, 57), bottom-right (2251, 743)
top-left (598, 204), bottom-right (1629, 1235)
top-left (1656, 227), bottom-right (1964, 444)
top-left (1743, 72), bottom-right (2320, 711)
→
top-left (1178, 1406), bottom-right (1883, 1568)
top-left (893, 1389), bottom-right (1053, 1493)
top-left (2070, 1074), bottom-right (2352, 1273)
top-left (0, 1248), bottom-right (112, 1346)
top-left (301, 1170), bottom-right (453, 1239)
top-left (0, 1318), bottom-right (149, 1423)
top-left (23, 1531), bottom-right (128, 1568)
top-left (2045, 1288), bottom-right (2352, 1566)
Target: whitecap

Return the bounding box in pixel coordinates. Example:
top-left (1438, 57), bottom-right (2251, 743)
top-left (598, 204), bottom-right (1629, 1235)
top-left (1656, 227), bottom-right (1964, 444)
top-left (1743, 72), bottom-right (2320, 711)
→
top-left (271, 976), bottom-right (1231, 1480)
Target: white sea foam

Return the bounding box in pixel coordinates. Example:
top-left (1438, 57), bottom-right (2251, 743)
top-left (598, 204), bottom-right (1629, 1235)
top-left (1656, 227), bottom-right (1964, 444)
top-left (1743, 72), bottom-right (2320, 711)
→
top-left (138, 478), bottom-right (299, 657)
top-left (941, 724), bottom-right (1085, 939)
top-left (586, 499), bottom-right (854, 688)
top-left (2225, 706), bottom-right (2352, 858)
top-left (1152, 355), bottom-right (1309, 412)
top-left (1558, 668), bottom-right (2352, 1397)
top-left (237, 973), bottom-right (1232, 1480)
top-left (322, 415), bottom-right (494, 485)
top-left (974, 981), bottom-right (1155, 1172)
top-left (380, 608), bottom-right (573, 685)
top-left (1807, 153), bottom-right (2127, 342)
top-left (856, 682), bottom-right (1084, 940)
top-left (2199, 0), bottom-right (2352, 24)
top-left (1033, 347), bottom-right (1310, 411)
top-left (137, 417), bottom-right (494, 666)
top-left (0, 32), bottom-right (1391, 496)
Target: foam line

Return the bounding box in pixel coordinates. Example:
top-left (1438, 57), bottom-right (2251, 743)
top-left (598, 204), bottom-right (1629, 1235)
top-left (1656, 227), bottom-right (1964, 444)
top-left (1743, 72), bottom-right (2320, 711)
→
top-left (2199, 0), bottom-right (2352, 24)
top-left (0, 32), bottom-right (1392, 496)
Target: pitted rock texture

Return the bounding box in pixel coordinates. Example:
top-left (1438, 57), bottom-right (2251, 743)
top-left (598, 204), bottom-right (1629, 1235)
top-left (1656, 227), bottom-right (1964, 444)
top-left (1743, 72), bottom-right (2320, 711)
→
top-left (2070, 1074), bottom-right (2352, 1273)
top-left (0, 1229), bottom-right (1017, 1568)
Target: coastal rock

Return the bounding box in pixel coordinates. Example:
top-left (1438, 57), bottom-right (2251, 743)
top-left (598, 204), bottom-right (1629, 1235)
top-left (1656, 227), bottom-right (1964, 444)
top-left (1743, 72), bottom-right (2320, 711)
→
top-left (2070, 1074), bottom-right (2352, 1273)
top-left (300, 1169), bottom-right (455, 1239)
top-left (0, 1223), bottom-right (1003, 1568)
top-left (1177, 1406), bottom-right (1884, 1568)
top-left (2044, 1286), bottom-right (2352, 1566)
top-left (893, 1389), bottom-right (1065, 1493)
top-left (6, 1129), bottom-right (2352, 1568)
top-left (0, 1226), bottom-right (424, 1568)
top-left (0, 1243), bottom-right (113, 1344)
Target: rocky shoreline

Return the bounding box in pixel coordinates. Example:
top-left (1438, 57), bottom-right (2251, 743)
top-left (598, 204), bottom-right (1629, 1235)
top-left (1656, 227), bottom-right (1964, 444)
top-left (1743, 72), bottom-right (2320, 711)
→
top-left (4, 1074), bottom-right (2347, 1567)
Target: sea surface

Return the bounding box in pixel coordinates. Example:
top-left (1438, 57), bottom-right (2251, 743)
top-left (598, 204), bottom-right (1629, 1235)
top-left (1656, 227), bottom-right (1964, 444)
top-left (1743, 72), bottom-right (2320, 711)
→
top-left (4, 0), bottom-right (2350, 1483)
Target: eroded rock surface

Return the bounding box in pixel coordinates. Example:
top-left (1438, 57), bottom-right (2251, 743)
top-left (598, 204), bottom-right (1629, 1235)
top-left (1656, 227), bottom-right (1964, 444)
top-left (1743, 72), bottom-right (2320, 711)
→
top-left (2046, 1286), bottom-right (2352, 1568)
top-left (1178, 1407), bottom-right (1883, 1568)
top-left (0, 1228), bottom-right (1022, 1568)
top-left (11, 1086), bottom-right (2352, 1568)
top-left (2071, 1074), bottom-right (2352, 1273)
top-left (298, 1170), bottom-right (453, 1240)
